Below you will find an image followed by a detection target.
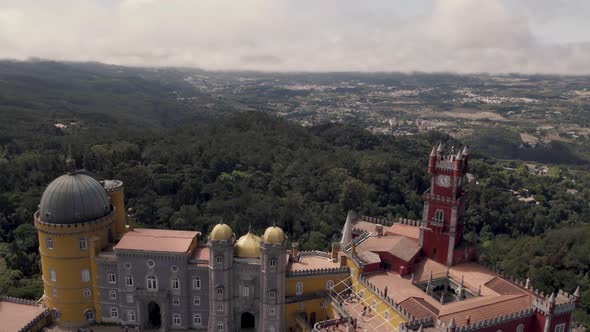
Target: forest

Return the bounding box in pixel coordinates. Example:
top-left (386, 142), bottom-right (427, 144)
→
top-left (0, 61), bottom-right (589, 325)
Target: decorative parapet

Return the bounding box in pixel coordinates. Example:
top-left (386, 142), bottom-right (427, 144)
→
top-left (359, 215), bottom-right (394, 226)
top-left (34, 210), bottom-right (114, 233)
top-left (0, 296), bottom-right (52, 332)
top-left (287, 266), bottom-right (350, 278)
top-left (397, 218), bottom-right (423, 227)
top-left (300, 250), bottom-right (331, 258)
top-left (356, 274), bottom-right (415, 321)
top-left (405, 317), bottom-right (436, 330)
top-left (455, 308), bottom-right (536, 332)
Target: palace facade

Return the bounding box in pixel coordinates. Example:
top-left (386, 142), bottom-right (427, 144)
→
top-left (33, 146), bottom-right (580, 332)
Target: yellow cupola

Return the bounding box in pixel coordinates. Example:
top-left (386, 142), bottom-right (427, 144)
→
top-left (210, 223), bottom-right (233, 241)
top-left (262, 226), bottom-right (285, 244)
top-left (235, 231), bottom-right (261, 258)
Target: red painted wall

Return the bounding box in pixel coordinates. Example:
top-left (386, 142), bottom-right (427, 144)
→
top-left (374, 251), bottom-right (416, 276)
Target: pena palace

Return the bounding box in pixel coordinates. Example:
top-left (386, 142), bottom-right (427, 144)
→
top-left (0, 145), bottom-right (581, 332)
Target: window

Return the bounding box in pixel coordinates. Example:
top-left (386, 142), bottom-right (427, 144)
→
top-left (217, 287), bottom-right (224, 297)
top-left (193, 296), bottom-right (200, 306)
top-left (83, 288), bottom-right (91, 298)
top-left (173, 314), bottom-right (181, 326)
top-left (171, 278), bottom-right (180, 289)
top-left (269, 290), bottom-right (276, 298)
top-left (216, 256), bottom-right (223, 264)
top-left (193, 278), bottom-right (201, 290)
top-left (49, 269), bottom-right (57, 282)
top-left (555, 324), bottom-right (566, 332)
top-left (110, 307), bottom-right (118, 318)
top-left (217, 303), bottom-right (224, 312)
top-left (269, 258), bottom-right (277, 267)
top-left (79, 238), bottom-right (88, 250)
top-left (126, 293), bottom-right (134, 303)
top-left (171, 265), bottom-right (179, 272)
top-left (217, 323), bottom-right (224, 331)
top-left (147, 275), bottom-right (158, 290)
top-left (269, 307), bottom-right (276, 315)
top-left (326, 280), bottom-right (334, 290)
top-left (109, 290), bottom-right (117, 300)
top-left (172, 297), bottom-right (180, 306)
top-left (81, 269), bottom-right (90, 282)
top-left (128, 311), bottom-right (136, 322)
top-left (53, 310), bottom-right (60, 320)
top-left (242, 286), bottom-right (250, 297)
top-left (125, 275), bottom-right (134, 286)
top-left (433, 209), bottom-right (444, 224)
top-left (84, 309), bottom-right (94, 321)
top-left (517, 325), bottom-right (524, 332)
top-left (147, 260), bottom-right (155, 268)
top-left (46, 238), bottom-right (53, 250)
top-left (296, 282), bottom-right (303, 296)
top-left (51, 288), bottom-right (57, 298)
top-left (124, 262), bottom-right (132, 270)
top-left (193, 314), bottom-right (202, 326)
top-left (108, 273), bottom-right (116, 284)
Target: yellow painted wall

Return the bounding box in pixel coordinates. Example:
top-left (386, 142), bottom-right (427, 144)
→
top-left (286, 274), bottom-right (348, 297)
top-left (105, 182), bottom-right (127, 240)
top-left (351, 277), bottom-right (408, 330)
top-left (35, 212), bottom-right (113, 327)
top-left (285, 298), bottom-right (336, 332)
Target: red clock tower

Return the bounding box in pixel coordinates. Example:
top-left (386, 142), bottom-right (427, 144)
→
top-left (419, 143), bottom-right (469, 266)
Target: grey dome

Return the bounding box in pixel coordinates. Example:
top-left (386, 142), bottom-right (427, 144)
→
top-left (39, 172), bottom-right (111, 224)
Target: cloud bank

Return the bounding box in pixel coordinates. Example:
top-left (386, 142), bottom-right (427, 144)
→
top-left (0, 0), bottom-right (589, 74)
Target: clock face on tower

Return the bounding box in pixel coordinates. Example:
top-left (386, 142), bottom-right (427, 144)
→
top-left (436, 175), bottom-right (451, 187)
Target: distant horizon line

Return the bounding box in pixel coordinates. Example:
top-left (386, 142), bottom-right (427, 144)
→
top-left (1, 57), bottom-right (589, 78)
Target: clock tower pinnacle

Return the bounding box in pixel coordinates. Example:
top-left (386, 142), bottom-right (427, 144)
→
top-left (420, 143), bottom-right (469, 266)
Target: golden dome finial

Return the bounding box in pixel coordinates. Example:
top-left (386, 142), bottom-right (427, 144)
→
top-left (210, 222), bottom-right (232, 241)
top-left (263, 225), bottom-right (285, 244)
top-left (235, 231), bottom-right (261, 258)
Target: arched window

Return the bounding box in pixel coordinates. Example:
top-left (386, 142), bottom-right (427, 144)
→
top-left (83, 288), bottom-right (91, 298)
top-left (173, 314), bottom-right (181, 326)
top-left (242, 286), bottom-right (250, 297)
top-left (193, 277), bottom-right (201, 289)
top-left (269, 258), bottom-right (277, 267)
top-left (84, 309), bottom-right (94, 321)
top-left (217, 286), bottom-right (224, 298)
top-left (171, 278), bottom-right (180, 289)
top-left (81, 269), bottom-right (90, 282)
top-left (296, 282), bottom-right (303, 296)
top-left (172, 297), bottom-right (180, 306)
top-left (216, 256), bottom-right (223, 264)
top-left (517, 325), bottom-right (524, 332)
top-left (49, 269), bottom-right (57, 282)
top-left (433, 209), bottom-right (444, 224)
top-left (109, 290), bottom-right (116, 300)
top-left (125, 275), bottom-right (134, 286)
top-left (217, 322), bottom-right (224, 331)
top-left (326, 280), bottom-right (334, 290)
top-left (110, 307), bottom-right (118, 318)
top-left (128, 310), bottom-right (136, 322)
top-left (147, 275), bottom-right (158, 290)
top-left (193, 314), bottom-right (202, 326)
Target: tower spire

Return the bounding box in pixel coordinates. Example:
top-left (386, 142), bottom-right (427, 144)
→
top-left (340, 210), bottom-right (355, 247)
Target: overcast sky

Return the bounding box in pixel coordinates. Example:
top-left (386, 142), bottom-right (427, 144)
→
top-left (0, 0), bottom-right (589, 74)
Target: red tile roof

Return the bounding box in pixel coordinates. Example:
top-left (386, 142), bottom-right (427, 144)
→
top-left (387, 223), bottom-right (420, 240)
top-left (115, 228), bottom-right (198, 253)
top-left (0, 300), bottom-right (48, 332)
top-left (485, 277), bottom-right (528, 295)
top-left (357, 235), bottom-right (420, 262)
top-left (399, 297), bottom-right (439, 319)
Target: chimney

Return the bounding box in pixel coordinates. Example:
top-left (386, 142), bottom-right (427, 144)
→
top-left (126, 208), bottom-right (135, 231)
top-left (331, 242), bottom-right (340, 261)
top-left (375, 224), bottom-right (384, 237)
top-left (292, 242), bottom-right (299, 259)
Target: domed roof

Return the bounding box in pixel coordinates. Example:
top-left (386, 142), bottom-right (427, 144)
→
top-left (235, 232), bottom-right (261, 258)
top-left (39, 172), bottom-right (111, 224)
top-left (262, 226), bottom-right (285, 244)
top-left (210, 223), bottom-right (233, 241)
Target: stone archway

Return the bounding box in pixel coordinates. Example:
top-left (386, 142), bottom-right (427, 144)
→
top-left (147, 301), bottom-right (161, 328)
top-left (241, 312), bottom-right (255, 329)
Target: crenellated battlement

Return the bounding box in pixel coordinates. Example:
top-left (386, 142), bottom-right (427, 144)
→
top-left (0, 296), bottom-right (52, 332)
top-left (286, 266), bottom-right (350, 278)
top-left (299, 250), bottom-right (331, 258)
top-left (357, 274), bottom-right (416, 321)
top-left (454, 308), bottom-right (536, 332)
top-left (34, 210), bottom-right (114, 234)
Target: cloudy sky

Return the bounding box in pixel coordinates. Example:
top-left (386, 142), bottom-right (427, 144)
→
top-left (0, 0), bottom-right (589, 74)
